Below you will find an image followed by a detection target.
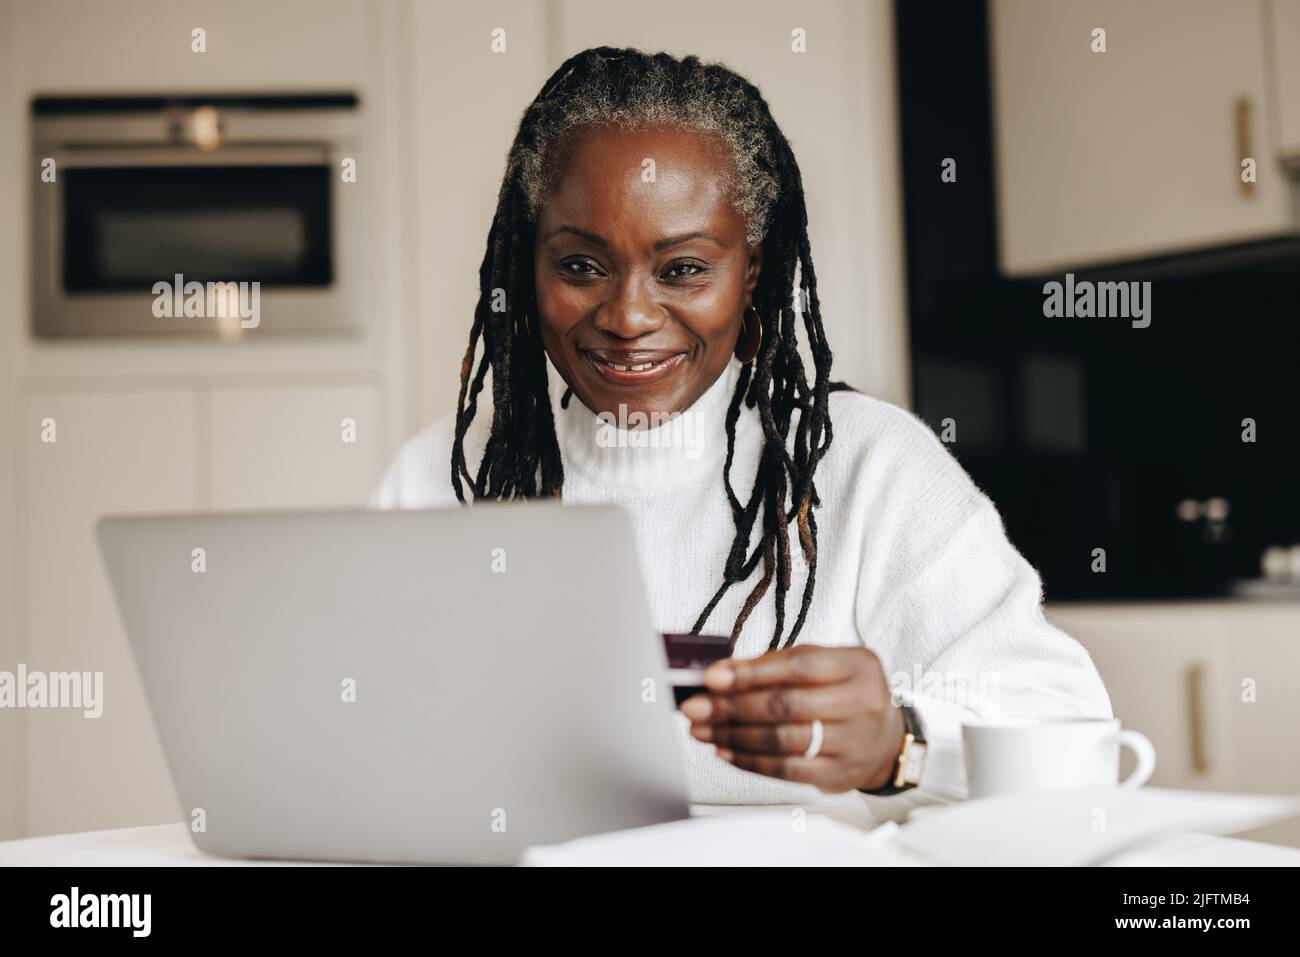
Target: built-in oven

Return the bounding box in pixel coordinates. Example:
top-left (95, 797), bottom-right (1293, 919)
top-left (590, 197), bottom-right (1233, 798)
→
top-left (31, 94), bottom-right (361, 338)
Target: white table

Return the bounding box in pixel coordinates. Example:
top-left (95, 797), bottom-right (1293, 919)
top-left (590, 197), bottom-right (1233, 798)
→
top-left (2, 804), bottom-right (1298, 866)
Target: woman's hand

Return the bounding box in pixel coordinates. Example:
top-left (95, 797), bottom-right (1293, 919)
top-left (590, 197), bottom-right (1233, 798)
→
top-left (681, 645), bottom-right (905, 793)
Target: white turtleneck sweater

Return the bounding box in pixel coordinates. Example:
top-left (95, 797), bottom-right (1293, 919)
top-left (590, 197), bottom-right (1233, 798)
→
top-left (372, 355), bottom-right (1112, 820)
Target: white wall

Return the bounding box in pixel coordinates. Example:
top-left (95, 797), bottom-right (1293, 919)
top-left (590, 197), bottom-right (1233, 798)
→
top-left (404, 0), bottom-right (558, 426)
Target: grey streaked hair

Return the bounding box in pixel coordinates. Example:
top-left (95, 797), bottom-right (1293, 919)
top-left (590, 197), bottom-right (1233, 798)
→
top-left (509, 49), bottom-right (781, 245)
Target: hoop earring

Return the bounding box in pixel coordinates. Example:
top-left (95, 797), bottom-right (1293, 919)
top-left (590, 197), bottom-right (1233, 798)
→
top-left (735, 305), bottom-right (762, 363)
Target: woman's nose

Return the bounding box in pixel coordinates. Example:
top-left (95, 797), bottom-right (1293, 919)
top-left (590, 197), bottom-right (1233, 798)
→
top-left (592, 277), bottom-right (666, 339)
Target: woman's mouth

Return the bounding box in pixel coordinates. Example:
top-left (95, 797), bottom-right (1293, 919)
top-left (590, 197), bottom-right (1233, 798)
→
top-left (581, 349), bottom-right (687, 384)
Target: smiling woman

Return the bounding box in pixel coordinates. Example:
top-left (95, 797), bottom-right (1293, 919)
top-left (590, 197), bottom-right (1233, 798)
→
top-left (533, 123), bottom-right (761, 422)
top-left (373, 47), bottom-right (1113, 809)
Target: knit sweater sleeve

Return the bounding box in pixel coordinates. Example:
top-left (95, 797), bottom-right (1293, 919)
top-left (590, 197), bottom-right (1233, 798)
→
top-left (844, 400), bottom-right (1113, 816)
top-left (369, 411), bottom-right (463, 510)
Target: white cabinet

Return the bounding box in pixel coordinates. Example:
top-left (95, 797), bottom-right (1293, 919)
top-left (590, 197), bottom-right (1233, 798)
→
top-left (15, 382), bottom-right (388, 839)
top-left (1272, 0), bottom-right (1300, 161)
top-left (1047, 601), bottom-right (1300, 846)
top-left (1219, 605), bottom-right (1300, 793)
top-left (1045, 603), bottom-right (1233, 790)
top-left (208, 384), bottom-right (385, 510)
top-left (21, 390), bottom-right (194, 836)
top-left (1221, 604), bottom-right (1300, 846)
top-left (17, 0), bottom-right (371, 93)
top-left (990, 0), bottom-right (1296, 274)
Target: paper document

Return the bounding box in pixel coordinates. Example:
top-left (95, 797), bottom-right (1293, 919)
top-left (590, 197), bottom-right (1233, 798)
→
top-left (891, 786), bottom-right (1300, 866)
top-left (522, 788), bottom-right (1300, 866)
top-left (521, 810), bottom-right (919, 867)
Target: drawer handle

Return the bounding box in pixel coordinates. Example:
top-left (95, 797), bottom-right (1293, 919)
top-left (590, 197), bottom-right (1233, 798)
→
top-left (1186, 662), bottom-right (1210, 774)
top-left (1236, 96), bottom-right (1254, 197)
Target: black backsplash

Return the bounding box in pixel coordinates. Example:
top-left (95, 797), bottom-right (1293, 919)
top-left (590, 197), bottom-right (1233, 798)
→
top-left (895, 0), bottom-right (1300, 600)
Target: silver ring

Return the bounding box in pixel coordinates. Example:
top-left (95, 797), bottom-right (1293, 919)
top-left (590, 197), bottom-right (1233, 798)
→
top-left (803, 718), bottom-right (824, 759)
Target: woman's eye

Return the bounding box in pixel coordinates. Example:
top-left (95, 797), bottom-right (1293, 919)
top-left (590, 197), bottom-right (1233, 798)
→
top-left (664, 261), bottom-right (707, 280)
top-left (559, 259), bottom-right (601, 277)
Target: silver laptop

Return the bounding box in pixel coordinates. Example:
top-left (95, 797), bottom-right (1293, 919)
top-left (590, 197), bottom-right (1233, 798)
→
top-left (96, 502), bottom-right (690, 865)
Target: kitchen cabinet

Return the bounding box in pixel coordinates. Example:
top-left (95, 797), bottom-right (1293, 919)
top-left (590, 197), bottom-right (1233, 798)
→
top-left (1047, 600), bottom-right (1300, 846)
top-left (21, 389), bottom-right (193, 836)
top-left (1046, 603), bottom-right (1232, 790)
top-left (1273, 0), bottom-right (1300, 162)
top-left (208, 384), bottom-right (385, 510)
top-left (1220, 605), bottom-right (1300, 793)
top-left (990, 0), bottom-right (1296, 274)
top-left (15, 382), bottom-right (387, 838)
top-left (17, 0), bottom-right (370, 93)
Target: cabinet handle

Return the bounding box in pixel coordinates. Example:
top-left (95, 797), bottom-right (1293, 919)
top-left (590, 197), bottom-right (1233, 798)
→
top-left (1235, 96), bottom-right (1254, 197)
top-left (1186, 662), bottom-right (1210, 774)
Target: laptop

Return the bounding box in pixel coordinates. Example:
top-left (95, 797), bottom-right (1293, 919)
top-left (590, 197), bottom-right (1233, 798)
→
top-left (96, 502), bottom-right (691, 865)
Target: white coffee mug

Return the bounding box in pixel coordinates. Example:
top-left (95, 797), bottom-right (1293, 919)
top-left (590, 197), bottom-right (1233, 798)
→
top-left (961, 717), bottom-right (1156, 799)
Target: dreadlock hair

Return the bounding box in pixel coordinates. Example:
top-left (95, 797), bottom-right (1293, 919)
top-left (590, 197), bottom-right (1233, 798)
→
top-left (451, 46), bottom-right (852, 652)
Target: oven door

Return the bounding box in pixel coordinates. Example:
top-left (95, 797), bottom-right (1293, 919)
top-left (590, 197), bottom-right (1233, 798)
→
top-left (33, 145), bottom-right (359, 338)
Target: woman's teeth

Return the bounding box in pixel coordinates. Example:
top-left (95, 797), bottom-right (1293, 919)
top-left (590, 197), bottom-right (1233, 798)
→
top-left (585, 351), bottom-right (686, 380)
top-left (596, 356), bottom-right (675, 371)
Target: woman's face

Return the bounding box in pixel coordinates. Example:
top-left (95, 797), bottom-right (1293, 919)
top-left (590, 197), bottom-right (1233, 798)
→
top-left (533, 123), bottom-right (762, 423)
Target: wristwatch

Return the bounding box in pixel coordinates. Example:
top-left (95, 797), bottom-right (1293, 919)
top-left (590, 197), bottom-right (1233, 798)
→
top-left (859, 703), bottom-right (927, 796)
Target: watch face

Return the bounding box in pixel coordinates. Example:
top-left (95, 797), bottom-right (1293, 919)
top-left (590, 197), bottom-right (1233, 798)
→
top-left (902, 741), bottom-right (927, 784)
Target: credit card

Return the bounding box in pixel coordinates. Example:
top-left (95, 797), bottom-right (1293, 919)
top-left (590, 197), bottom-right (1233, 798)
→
top-left (662, 632), bottom-right (732, 706)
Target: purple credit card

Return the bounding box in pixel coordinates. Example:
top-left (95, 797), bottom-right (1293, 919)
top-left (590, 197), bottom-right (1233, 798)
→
top-left (662, 632), bottom-right (732, 707)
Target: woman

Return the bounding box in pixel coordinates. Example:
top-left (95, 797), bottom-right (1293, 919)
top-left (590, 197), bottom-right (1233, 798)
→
top-left (374, 47), bottom-right (1111, 813)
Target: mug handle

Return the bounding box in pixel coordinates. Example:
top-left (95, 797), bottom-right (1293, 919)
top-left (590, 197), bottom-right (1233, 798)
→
top-left (1117, 729), bottom-right (1157, 788)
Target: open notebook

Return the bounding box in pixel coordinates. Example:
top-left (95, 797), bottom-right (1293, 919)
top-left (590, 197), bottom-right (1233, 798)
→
top-left (521, 787), bottom-right (1300, 866)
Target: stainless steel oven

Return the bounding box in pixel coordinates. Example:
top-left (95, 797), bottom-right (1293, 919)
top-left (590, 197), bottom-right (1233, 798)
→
top-left (32, 94), bottom-right (361, 338)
